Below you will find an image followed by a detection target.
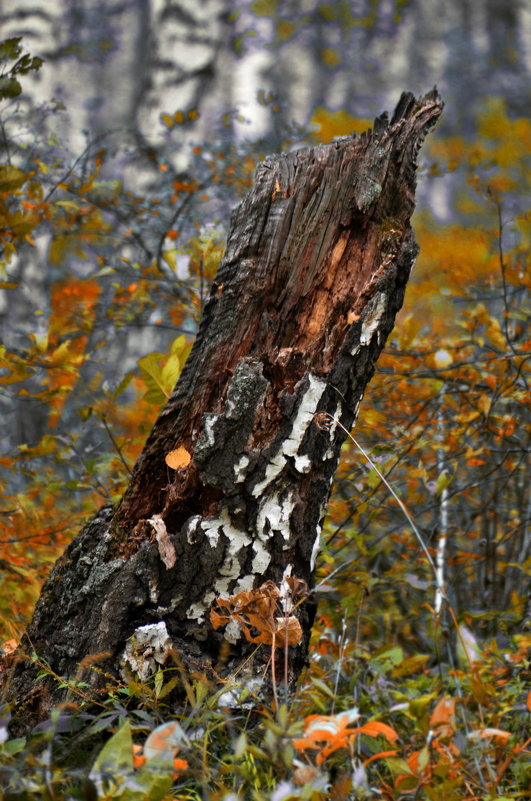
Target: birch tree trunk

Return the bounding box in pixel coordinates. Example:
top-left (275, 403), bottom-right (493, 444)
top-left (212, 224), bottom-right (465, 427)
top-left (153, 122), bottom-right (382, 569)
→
top-left (3, 90), bottom-right (443, 727)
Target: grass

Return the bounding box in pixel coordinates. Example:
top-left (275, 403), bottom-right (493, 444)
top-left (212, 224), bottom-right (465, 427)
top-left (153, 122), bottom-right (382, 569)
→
top-left (1, 579), bottom-right (529, 801)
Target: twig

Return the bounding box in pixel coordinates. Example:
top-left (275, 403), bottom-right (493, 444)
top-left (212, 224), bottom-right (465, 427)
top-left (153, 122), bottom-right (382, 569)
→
top-left (98, 413), bottom-right (133, 476)
top-left (324, 414), bottom-right (441, 589)
top-left (435, 390), bottom-right (449, 615)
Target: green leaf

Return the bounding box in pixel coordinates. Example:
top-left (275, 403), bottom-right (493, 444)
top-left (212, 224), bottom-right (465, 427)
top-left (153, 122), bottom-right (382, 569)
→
top-left (310, 677), bottom-right (337, 699)
top-left (156, 675), bottom-right (181, 700)
top-left (133, 754), bottom-right (174, 800)
top-left (408, 693), bottom-right (437, 720)
top-left (366, 467), bottom-right (380, 488)
top-left (91, 720), bottom-right (134, 790)
top-left (435, 470), bottom-right (453, 496)
top-left (391, 653), bottom-right (430, 678)
top-left (11, 54), bottom-right (43, 75)
top-left (0, 75), bottom-right (21, 99)
top-left (417, 745), bottom-right (430, 772)
top-left (374, 646), bottom-right (403, 669)
top-left (154, 669), bottom-right (164, 698)
top-left (384, 756), bottom-right (416, 776)
top-left (143, 387), bottom-right (167, 406)
top-left (4, 737), bottom-right (26, 755)
top-left (0, 38), bottom-right (23, 61)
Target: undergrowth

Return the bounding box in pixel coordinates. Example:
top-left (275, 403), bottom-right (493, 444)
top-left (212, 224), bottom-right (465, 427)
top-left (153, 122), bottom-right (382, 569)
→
top-left (1, 580), bottom-right (529, 800)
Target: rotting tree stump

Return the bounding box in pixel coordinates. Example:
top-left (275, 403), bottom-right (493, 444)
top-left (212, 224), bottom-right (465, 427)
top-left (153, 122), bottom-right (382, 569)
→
top-left (2, 90), bottom-right (443, 727)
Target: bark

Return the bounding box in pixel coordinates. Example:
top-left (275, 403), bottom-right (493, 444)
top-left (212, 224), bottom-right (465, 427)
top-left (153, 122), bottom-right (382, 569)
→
top-left (3, 90), bottom-right (443, 726)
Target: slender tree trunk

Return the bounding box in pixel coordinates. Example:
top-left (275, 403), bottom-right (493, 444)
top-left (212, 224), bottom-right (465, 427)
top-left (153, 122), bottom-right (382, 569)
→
top-left (3, 90), bottom-right (442, 727)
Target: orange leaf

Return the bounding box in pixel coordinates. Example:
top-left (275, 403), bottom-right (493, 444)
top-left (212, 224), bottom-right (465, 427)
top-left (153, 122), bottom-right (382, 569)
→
top-left (430, 696), bottom-right (457, 729)
top-left (527, 689), bottom-right (531, 713)
top-left (144, 720), bottom-right (187, 759)
top-left (132, 744), bottom-right (146, 768)
top-left (470, 728), bottom-right (511, 743)
top-left (0, 639), bottom-right (18, 655)
top-left (363, 749), bottom-right (398, 767)
top-left (165, 446), bottom-right (191, 470)
top-left (172, 757), bottom-right (188, 776)
top-left (293, 707), bottom-right (362, 757)
top-left (210, 608), bottom-right (231, 629)
top-left (359, 720), bottom-right (399, 744)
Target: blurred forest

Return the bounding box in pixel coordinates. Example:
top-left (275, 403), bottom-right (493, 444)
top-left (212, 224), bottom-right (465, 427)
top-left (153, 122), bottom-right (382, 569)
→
top-left (0, 1), bottom-right (529, 798)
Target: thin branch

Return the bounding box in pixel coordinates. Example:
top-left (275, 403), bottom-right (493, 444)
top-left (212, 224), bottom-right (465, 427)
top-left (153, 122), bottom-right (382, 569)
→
top-left (97, 413), bottom-right (133, 476)
top-left (321, 414), bottom-right (441, 595)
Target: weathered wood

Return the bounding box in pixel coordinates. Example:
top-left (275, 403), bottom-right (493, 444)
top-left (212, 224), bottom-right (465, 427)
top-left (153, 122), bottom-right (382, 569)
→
top-left (3, 90), bottom-right (442, 725)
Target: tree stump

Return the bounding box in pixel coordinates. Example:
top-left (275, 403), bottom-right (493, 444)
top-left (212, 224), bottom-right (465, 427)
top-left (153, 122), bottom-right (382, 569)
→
top-left (2, 90), bottom-right (443, 727)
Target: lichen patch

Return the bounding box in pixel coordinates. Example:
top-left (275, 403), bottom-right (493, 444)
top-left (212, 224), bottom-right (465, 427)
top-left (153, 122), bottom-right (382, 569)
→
top-left (310, 523), bottom-right (322, 571)
top-left (234, 454), bottom-right (250, 482)
top-left (252, 374), bottom-right (326, 497)
top-left (185, 508), bottom-right (252, 619)
top-left (360, 291), bottom-right (387, 346)
top-left (121, 621), bottom-right (172, 681)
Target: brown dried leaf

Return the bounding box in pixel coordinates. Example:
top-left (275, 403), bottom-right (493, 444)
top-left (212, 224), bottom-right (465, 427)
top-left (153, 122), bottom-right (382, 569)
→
top-left (286, 576), bottom-right (308, 600)
top-left (210, 608), bottom-right (231, 630)
top-left (275, 615), bottom-right (303, 646)
top-left (148, 514), bottom-right (176, 569)
top-left (210, 579), bottom-right (305, 645)
top-left (259, 580), bottom-right (281, 600)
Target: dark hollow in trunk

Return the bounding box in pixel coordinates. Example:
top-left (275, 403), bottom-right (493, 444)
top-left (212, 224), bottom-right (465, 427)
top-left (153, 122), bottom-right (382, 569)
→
top-left (3, 90), bottom-right (443, 727)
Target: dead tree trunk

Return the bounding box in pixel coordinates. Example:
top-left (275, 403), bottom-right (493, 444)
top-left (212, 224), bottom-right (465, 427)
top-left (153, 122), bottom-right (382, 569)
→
top-left (4, 90), bottom-right (442, 726)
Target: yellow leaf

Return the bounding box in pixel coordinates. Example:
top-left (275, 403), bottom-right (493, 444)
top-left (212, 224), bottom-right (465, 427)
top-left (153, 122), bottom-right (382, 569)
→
top-left (477, 394), bottom-right (492, 416)
top-left (321, 47), bottom-right (340, 67)
top-left (165, 446), bottom-right (191, 470)
top-left (311, 107), bottom-right (371, 142)
top-left (160, 112), bottom-right (175, 129)
top-left (49, 234), bottom-right (67, 266)
top-left (0, 164), bottom-right (27, 192)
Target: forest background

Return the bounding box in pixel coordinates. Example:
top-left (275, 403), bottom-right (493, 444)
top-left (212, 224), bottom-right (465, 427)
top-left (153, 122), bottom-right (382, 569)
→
top-left (0, 1), bottom-right (529, 799)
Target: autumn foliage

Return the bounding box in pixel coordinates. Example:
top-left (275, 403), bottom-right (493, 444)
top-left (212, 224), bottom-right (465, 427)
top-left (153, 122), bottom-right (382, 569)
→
top-left (0, 40), bottom-right (529, 800)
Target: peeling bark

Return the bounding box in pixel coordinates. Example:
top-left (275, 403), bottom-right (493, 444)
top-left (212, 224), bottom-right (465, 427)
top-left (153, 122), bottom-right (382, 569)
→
top-left (3, 90), bottom-right (443, 726)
